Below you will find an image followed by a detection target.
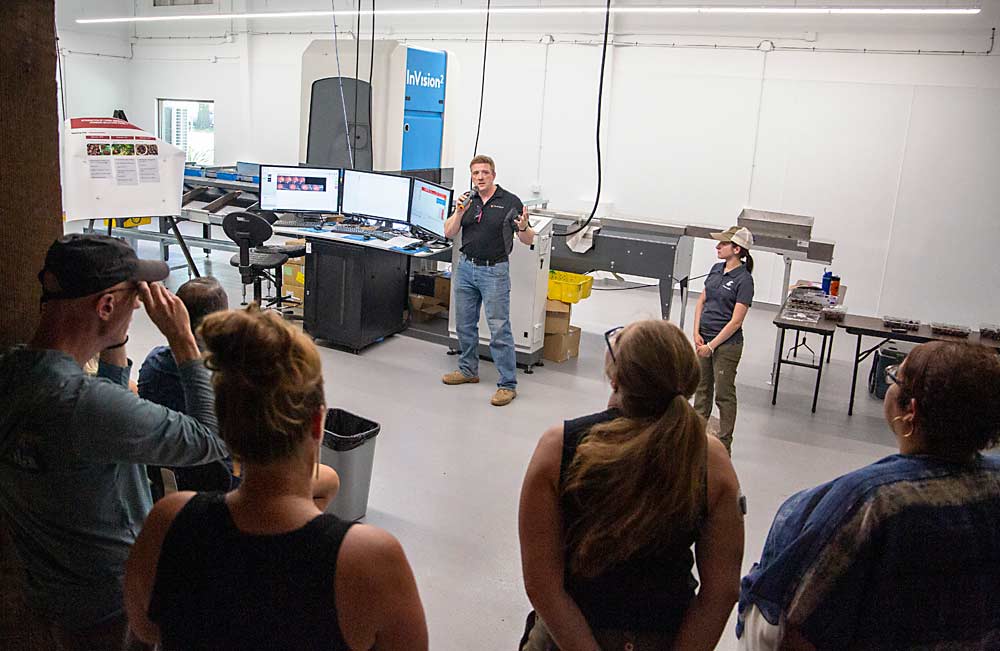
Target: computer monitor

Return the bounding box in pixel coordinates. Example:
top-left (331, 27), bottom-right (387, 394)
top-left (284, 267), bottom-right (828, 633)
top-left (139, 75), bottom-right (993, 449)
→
top-left (259, 165), bottom-right (340, 213)
top-left (409, 179), bottom-right (453, 240)
top-left (341, 169), bottom-right (412, 223)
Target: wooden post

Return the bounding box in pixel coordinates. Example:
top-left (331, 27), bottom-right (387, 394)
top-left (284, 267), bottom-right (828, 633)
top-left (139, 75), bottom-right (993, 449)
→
top-left (0, 2), bottom-right (64, 348)
top-left (0, 4), bottom-right (63, 649)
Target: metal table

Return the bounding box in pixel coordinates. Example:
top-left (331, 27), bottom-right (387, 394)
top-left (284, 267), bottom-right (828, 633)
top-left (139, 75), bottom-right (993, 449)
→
top-left (838, 315), bottom-right (1000, 415)
top-left (771, 307), bottom-right (838, 414)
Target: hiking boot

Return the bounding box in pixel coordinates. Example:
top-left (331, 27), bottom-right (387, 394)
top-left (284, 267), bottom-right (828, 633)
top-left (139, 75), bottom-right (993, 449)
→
top-left (491, 388), bottom-right (517, 406)
top-left (442, 371), bottom-right (479, 385)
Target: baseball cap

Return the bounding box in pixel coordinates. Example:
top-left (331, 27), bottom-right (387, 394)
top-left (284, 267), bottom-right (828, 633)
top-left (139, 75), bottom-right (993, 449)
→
top-left (38, 234), bottom-right (169, 301)
top-left (710, 226), bottom-right (754, 249)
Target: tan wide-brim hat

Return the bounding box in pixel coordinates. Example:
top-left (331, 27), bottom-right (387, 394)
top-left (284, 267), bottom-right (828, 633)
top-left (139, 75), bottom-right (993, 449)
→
top-left (710, 225), bottom-right (754, 249)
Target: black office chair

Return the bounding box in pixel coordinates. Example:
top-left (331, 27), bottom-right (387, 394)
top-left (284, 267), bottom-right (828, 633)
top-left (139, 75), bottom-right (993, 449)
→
top-left (222, 211), bottom-right (288, 307)
top-left (253, 210), bottom-right (308, 314)
top-left (254, 210), bottom-right (308, 262)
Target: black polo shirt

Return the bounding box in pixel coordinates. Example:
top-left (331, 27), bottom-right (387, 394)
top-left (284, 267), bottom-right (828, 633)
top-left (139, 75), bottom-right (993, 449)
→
top-left (700, 262), bottom-right (754, 345)
top-left (459, 185), bottom-right (524, 261)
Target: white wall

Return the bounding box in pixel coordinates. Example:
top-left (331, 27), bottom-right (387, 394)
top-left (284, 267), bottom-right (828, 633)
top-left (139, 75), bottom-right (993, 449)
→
top-left (56, 0), bottom-right (132, 118)
top-left (56, 3), bottom-right (1000, 323)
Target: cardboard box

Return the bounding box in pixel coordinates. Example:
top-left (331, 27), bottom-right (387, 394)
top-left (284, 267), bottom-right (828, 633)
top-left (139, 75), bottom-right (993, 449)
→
top-left (543, 326), bottom-right (581, 363)
top-left (434, 274), bottom-right (451, 307)
top-left (282, 264), bottom-right (305, 288)
top-left (409, 294), bottom-right (448, 323)
top-left (285, 284), bottom-right (305, 303)
top-left (285, 238), bottom-right (306, 267)
top-left (544, 299), bottom-right (572, 335)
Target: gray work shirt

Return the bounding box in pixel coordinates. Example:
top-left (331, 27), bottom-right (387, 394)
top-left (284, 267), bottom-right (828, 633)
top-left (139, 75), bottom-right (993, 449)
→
top-left (699, 262), bottom-right (754, 345)
top-left (0, 347), bottom-right (228, 629)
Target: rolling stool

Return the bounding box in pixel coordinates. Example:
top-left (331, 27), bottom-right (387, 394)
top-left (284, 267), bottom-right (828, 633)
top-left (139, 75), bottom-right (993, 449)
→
top-left (222, 211), bottom-right (288, 308)
top-left (256, 241), bottom-right (307, 318)
top-left (253, 209), bottom-right (307, 316)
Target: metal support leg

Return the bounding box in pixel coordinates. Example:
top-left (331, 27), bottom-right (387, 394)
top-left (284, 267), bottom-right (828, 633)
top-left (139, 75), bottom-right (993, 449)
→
top-left (772, 327), bottom-right (786, 406)
top-left (657, 275), bottom-right (672, 320)
top-left (812, 335), bottom-right (828, 414)
top-left (769, 256), bottom-right (794, 385)
top-left (253, 277), bottom-right (263, 304)
top-left (164, 216), bottom-right (201, 278)
top-left (827, 330), bottom-right (834, 363)
top-left (794, 331), bottom-right (800, 357)
top-left (678, 282), bottom-right (690, 330)
top-left (848, 334), bottom-right (862, 415)
top-left (159, 216), bottom-right (171, 261)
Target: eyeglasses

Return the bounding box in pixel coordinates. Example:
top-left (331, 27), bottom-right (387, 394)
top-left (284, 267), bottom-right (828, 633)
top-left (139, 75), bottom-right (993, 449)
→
top-left (885, 364), bottom-right (900, 386)
top-left (605, 326), bottom-right (624, 363)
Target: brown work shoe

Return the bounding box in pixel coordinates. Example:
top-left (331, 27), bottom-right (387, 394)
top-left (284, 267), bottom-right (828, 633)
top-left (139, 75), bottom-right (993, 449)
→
top-left (442, 371), bottom-right (479, 385)
top-left (491, 388), bottom-right (517, 406)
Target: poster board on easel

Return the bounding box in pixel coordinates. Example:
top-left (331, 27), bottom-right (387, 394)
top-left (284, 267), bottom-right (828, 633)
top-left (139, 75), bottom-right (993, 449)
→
top-left (62, 117), bottom-right (185, 222)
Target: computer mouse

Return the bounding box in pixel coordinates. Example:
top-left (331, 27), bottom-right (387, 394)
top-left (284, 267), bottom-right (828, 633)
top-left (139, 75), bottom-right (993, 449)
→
top-left (362, 234), bottom-right (372, 240)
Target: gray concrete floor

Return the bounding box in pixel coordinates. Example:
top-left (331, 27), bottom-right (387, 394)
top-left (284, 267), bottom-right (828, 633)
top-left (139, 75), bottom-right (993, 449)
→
top-left (123, 231), bottom-right (895, 650)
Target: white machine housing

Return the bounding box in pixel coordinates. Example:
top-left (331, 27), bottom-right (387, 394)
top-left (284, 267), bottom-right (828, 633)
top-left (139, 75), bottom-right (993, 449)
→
top-left (448, 217), bottom-right (553, 366)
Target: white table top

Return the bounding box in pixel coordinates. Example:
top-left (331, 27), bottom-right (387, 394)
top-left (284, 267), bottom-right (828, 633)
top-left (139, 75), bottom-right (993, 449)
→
top-left (272, 225), bottom-right (450, 258)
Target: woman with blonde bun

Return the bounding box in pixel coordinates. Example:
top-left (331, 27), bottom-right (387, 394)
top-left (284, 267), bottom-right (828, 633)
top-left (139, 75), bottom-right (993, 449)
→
top-left (125, 307), bottom-right (427, 651)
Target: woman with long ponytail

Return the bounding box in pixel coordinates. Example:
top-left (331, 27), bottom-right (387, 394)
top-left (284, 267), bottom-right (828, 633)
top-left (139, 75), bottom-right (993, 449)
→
top-left (518, 320), bottom-right (744, 650)
top-left (693, 225), bottom-right (755, 455)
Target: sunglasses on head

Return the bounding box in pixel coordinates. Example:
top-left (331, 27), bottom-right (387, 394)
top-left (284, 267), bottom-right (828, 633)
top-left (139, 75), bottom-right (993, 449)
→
top-left (605, 326), bottom-right (625, 362)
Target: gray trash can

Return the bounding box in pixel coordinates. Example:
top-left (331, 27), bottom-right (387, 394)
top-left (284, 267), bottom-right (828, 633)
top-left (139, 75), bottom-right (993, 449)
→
top-left (321, 408), bottom-right (380, 521)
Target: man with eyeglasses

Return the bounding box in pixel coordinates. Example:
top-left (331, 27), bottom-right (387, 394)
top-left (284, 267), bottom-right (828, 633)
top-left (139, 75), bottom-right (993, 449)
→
top-left (441, 155), bottom-right (534, 407)
top-left (0, 234), bottom-right (229, 650)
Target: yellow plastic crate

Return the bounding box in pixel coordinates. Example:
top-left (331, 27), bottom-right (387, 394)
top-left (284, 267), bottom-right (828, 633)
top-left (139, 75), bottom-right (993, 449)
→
top-left (547, 270), bottom-right (593, 304)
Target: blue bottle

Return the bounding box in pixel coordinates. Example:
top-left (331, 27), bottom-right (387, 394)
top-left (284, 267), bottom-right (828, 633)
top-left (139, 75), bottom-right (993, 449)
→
top-left (821, 270), bottom-right (833, 294)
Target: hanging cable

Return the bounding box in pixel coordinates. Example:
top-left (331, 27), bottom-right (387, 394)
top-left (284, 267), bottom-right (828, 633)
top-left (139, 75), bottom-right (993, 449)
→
top-left (472, 0), bottom-right (491, 159)
top-left (330, 0), bottom-right (355, 168)
top-left (368, 0), bottom-right (375, 150)
top-left (555, 0), bottom-right (611, 238)
top-left (353, 1), bottom-right (361, 168)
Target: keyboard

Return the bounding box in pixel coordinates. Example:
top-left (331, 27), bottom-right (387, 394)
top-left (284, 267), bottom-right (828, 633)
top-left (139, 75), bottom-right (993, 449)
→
top-left (273, 217), bottom-right (325, 228)
top-left (325, 224), bottom-right (396, 241)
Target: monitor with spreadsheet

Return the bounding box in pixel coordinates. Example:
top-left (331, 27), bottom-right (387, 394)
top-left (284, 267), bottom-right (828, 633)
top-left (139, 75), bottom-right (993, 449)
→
top-left (259, 165), bottom-right (341, 213)
top-left (340, 169), bottom-right (412, 223)
top-left (409, 179), bottom-right (453, 239)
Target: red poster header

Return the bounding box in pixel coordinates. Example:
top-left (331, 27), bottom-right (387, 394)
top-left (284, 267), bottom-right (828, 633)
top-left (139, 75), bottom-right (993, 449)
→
top-left (70, 117), bottom-right (139, 130)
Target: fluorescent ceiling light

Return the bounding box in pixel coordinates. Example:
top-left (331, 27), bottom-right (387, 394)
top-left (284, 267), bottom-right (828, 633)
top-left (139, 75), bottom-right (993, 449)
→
top-left (76, 5), bottom-right (982, 25)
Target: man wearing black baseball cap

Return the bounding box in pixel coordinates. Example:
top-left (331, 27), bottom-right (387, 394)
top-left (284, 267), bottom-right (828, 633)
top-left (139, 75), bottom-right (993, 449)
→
top-left (0, 234), bottom-right (229, 649)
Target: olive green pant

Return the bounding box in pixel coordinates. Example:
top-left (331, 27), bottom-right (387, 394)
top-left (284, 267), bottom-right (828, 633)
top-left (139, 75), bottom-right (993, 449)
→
top-left (694, 340), bottom-right (743, 454)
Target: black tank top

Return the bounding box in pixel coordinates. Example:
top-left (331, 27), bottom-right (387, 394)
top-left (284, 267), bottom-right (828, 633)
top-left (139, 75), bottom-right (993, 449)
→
top-left (560, 409), bottom-right (705, 635)
top-left (148, 492), bottom-right (354, 651)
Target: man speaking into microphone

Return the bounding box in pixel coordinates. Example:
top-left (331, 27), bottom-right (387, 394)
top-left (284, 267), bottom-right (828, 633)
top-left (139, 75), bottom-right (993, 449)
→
top-left (441, 155), bottom-right (534, 406)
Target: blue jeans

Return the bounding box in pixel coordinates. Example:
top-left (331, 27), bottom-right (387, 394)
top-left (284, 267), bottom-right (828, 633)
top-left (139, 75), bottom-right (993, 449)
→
top-left (455, 255), bottom-right (517, 389)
